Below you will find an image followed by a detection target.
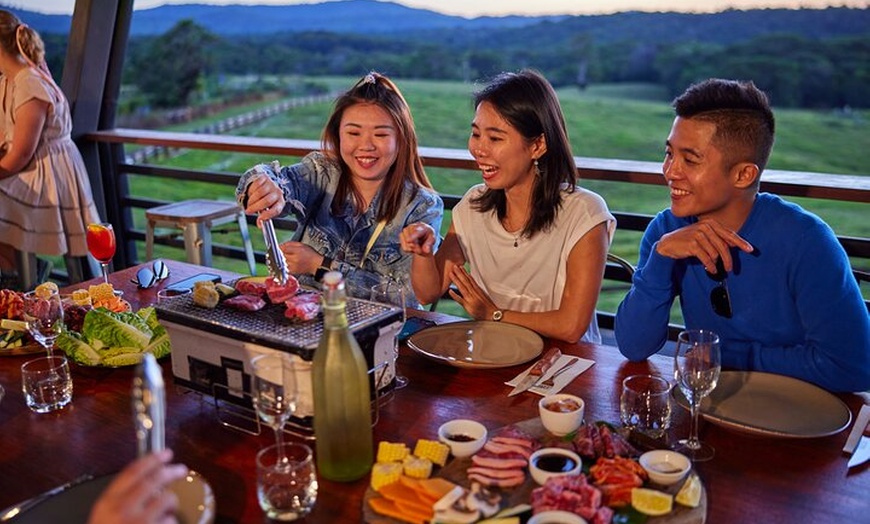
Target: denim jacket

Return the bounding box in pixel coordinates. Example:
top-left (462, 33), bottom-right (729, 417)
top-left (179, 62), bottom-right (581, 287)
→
top-left (237, 152), bottom-right (443, 307)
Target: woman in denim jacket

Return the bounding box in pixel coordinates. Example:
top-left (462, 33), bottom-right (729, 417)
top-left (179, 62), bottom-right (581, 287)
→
top-left (237, 72), bottom-right (443, 307)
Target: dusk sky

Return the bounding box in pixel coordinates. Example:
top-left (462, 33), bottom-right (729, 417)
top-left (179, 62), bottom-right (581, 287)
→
top-left (13, 0), bottom-right (869, 17)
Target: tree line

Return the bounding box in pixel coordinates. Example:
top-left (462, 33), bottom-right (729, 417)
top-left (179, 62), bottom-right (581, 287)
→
top-left (47, 19), bottom-right (870, 111)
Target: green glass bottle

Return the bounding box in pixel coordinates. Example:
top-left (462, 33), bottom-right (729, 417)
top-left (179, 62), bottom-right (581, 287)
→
top-left (312, 271), bottom-right (373, 481)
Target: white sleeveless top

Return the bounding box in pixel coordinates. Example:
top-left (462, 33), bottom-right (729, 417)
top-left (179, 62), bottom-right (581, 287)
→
top-left (453, 184), bottom-right (615, 343)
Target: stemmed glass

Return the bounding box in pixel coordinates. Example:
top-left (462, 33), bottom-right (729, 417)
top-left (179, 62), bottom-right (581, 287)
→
top-left (86, 222), bottom-right (116, 284)
top-left (22, 289), bottom-right (64, 358)
top-left (251, 353), bottom-right (297, 464)
top-left (673, 329), bottom-right (721, 462)
top-left (371, 280), bottom-right (408, 389)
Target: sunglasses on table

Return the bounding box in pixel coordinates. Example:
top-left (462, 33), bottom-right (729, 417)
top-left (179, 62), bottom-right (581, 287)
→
top-left (707, 258), bottom-right (733, 319)
top-left (131, 260), bottom-right (170, 289)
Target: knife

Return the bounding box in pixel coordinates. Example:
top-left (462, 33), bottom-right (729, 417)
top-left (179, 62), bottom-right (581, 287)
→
top-left (848, 436), bottom-right (870, 469)
top-left (0, 473), bottom-right (93, 521)
top-left (508, 348), bottom-right (561, 397)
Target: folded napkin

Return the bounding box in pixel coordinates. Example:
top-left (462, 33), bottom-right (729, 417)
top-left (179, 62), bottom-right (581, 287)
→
top-left (505, 354), bottom-right (594, 396)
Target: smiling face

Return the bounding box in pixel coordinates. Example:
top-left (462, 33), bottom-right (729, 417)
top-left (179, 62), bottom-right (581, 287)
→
top-left (338, 102), bottom-right (399, 187)
top-left (663, 116), bottom-right (746, 224)
top-left (468, 101), bottom-right (543, 192)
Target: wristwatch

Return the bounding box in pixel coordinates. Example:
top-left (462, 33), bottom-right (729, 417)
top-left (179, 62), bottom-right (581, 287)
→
top-left (314, 256), bottom-right (334, 283)
top-left (492, 309), bottom-right (504, 322)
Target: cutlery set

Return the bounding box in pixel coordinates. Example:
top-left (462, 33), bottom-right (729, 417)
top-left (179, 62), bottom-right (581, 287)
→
top-left (508, 349), bottom-right (582, 397)
top-left (844, 404), bottom-right (870, 470)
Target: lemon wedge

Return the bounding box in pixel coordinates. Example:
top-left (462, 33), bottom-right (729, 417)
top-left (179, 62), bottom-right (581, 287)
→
top-left (676, 474), bottom-right (702, 508)
top-left (631, 487), bottom-right (673, 516)
top-left (0, 318), bottom-right (28, 331)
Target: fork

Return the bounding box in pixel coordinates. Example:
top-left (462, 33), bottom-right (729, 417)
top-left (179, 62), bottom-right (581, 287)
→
top-left (536, 357), bottom-right (579, 390)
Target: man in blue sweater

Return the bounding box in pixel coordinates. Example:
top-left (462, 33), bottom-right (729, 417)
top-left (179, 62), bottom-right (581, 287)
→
top-left (614, 78), bottom-right (870, 393)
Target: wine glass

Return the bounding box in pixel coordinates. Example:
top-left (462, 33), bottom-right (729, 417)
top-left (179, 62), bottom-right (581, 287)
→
top-left (673, 329), bottom-right (721, 462)
top-left (23, 289), bottom-right (64, 358)
top-left (86, 222), bottom-right (116, 284)
top-left (370, 280), bottom-right (408, 389)
top-left (251, 353), bottom-right (297, 464)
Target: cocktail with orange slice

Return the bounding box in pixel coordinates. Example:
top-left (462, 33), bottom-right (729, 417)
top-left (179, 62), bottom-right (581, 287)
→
top-left (86, 223), bottom-right (116, 284)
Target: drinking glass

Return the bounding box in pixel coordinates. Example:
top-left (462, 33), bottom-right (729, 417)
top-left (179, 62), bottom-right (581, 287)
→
top-left (23, 289), bottom-right (64, 358)
top-left (257, 442), bottom-right (317, 521)
top-left (21, 356), bottom-right (72, 413)
top-left (86, 222), bottom-right (117, 284)
top-left (370, 281), bottom-right (407, 389)
top-left (620, 374), bottom-right (672, 440)
top-left (673, 329), bottom-right (721, 461)
top-left (251, 353), bottom-right (297, 461)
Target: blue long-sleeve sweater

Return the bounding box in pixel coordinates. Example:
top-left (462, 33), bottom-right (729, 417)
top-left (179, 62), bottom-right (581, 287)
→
top-left (615, 193), bottom-right (870, 393)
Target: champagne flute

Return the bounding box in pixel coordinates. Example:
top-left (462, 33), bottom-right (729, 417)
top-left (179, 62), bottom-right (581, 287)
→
top-left (23, 289), bottom-right (64, 358)
top-left (251, 353), bottom-right (297, 464)
top-left (673, 329), bottom-right (721, 462)
top-left (371, 280), bottom-right (408, 389)
top-left (86, 223), bottom-right (117, 284)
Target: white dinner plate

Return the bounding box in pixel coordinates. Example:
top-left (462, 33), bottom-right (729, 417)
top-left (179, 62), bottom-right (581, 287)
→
top-left (8, 469), bottom-right (215, 524)
top-left (407, 320), bottom-right (543, 369)
top-left (674, 371), bottom-right (852, 438)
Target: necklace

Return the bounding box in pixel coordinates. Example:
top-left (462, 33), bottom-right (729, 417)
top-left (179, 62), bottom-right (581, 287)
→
top-left (513, 234), bottom-right (519, 248)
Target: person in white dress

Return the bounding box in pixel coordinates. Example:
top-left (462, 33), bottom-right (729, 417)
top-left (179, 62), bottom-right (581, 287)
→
top-left (0, 10), bottom-right (100, 288)
top-left (400, 69), bottom-right (615, 343)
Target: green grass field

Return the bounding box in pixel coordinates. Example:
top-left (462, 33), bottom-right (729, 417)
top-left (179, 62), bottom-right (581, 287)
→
top-left (127, 78), bottom-right (869, 318)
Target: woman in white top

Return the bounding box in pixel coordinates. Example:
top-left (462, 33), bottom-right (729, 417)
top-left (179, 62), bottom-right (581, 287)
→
top-left (400, 69), bottom-right (615, 343)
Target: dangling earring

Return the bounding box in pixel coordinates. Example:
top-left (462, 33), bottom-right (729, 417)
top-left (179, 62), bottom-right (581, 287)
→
top-left (533, 159), bottom-right (541, 178)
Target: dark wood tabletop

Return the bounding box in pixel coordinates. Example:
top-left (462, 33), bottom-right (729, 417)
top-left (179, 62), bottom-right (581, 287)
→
top-left (0, 260), bottom-right (867, 523)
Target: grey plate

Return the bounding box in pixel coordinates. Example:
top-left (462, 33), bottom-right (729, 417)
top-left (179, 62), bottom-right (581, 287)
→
top-left (7, 470), bottom-right (214, 524)
top-left (675, 371), bottom-right (852, 438)
top-left (407, 320), bottom-right (543, 369)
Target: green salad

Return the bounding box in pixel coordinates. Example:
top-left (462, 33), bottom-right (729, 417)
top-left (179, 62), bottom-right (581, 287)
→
top-left (57, 307), bottom-right (171, 367)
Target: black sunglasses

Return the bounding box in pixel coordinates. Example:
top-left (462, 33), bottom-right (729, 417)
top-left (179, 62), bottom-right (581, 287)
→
top-left (707, 258), bottom-right (733, 319)
top-left (131, 260), bottom-right (170, 289)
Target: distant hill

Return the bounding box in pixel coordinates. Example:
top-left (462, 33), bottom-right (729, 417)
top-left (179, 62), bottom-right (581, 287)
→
top-left (5, 1), bottom-right (867, 46)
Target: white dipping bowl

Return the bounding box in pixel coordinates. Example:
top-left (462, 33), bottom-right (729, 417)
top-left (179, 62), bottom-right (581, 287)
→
top-left (528, 511), bottom-right (588, 524)
top-left (639, 449), bottom-right (691, 486)
top-left (528, 447), bottom-right (582, 485)
top-left (437, 419), bottom-right (487, 458)
top-left (539, 394), bottom-right (585, 436)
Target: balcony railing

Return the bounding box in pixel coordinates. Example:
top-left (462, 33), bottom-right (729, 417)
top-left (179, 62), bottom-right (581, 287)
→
top-left (85, 128), bottom-right (870, 328)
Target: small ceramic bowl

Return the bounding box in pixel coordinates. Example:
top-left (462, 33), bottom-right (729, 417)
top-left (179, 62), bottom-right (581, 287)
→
top-left (528, 447), bottom-right (582, 485)
top-left (539, 393), bottom-right (585, 436)
top-left (438, 419), bottom-right (487, 458)
top-left (528, 511), bottom-right (588, 524)
top-left (639, 449), bottom-right (691, 486)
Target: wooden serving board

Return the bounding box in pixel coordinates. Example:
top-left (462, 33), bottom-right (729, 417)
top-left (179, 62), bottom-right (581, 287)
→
top-left (363, 418), bottom-right (706, 524)
top-left (0, 341), bottom-right (45, 357)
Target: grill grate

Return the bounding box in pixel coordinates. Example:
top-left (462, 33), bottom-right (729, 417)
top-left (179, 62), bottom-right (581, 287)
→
top-left (155, 282), bottom-right (401, 351)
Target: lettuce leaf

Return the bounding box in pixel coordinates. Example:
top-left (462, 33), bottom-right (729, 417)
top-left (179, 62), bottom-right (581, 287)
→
top-left (82, 308), bottom-right (152, 350)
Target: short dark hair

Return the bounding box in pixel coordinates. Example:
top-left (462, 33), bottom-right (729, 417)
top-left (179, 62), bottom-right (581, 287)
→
top-left (673, 78), bottom-right (775, 173)
top-left (471, 69), bottom-right (577, 238)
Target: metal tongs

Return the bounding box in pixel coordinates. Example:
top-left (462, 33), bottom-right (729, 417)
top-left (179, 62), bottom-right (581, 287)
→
top-left (262, 217), bottom-right (289, 285)
top-left (132, 353), bottom-right (165, 457)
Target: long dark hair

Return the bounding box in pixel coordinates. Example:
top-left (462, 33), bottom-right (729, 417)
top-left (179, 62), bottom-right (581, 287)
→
top-left (471, 69), bottom-right (577, 238)
top-left (321, 72), bottom-right (432, 222)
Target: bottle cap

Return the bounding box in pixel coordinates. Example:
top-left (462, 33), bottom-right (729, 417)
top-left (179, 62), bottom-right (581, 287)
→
top-left (322, 271), bottom-right (343, 287)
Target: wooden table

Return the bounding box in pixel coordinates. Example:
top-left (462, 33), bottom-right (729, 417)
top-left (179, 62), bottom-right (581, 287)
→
top-left (0, 260), bottom-right (867, 523)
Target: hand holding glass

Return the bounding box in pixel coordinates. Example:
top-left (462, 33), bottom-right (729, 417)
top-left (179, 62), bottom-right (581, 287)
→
top-left (673, 329), bottom-right (721, 461)
top-left (370, 281), bottom-right (407, 389)
top-left (23, 289), bottom-right (64, 357)
top-left (251, 354), bottom-right (297, 461)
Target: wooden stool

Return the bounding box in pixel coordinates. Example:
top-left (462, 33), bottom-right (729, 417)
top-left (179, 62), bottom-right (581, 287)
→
top-left (145, 199), bottom-right (256, 275)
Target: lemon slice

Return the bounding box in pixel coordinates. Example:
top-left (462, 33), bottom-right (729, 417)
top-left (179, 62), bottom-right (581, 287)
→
top-left (676, 474), bottom-right (702, 508)
top-left (632, 487), bottom-right (673, 516)
top-left (0, 318), bottom-right (28, 331)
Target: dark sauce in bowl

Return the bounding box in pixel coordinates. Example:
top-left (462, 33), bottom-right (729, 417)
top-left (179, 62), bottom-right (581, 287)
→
top-left (532, 454), bottom-right (577, 473)
top-left (446, 433), bottom-right (477, 442)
